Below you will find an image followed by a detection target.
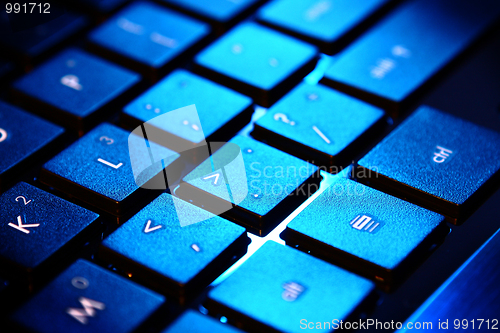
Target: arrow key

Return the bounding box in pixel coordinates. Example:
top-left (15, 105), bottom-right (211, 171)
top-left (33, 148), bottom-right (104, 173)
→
top-left (0, 182), bottom-right (99, 283)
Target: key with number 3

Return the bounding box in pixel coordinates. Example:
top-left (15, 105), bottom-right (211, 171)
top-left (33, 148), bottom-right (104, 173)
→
top-left (40, 123), bottom-right (181, 217)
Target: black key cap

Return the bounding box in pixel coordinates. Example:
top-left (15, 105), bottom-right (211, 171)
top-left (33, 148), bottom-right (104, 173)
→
top-left (162, 310), bottom-right (244, 333)
top-left (0, 7), bottom-right (88, 68)
top-left (284, 169), bottom-right (448, 287)
top-left (0, 101), bottom-right (64, 191)
top-left (161, 0), bottom-right (263, 32)
top-left (252, 82), bottom-right (385, 168)
top-left (356, 106), bottom-right (500, 223)
top-left (207, 241), bottom-right (375, 333)
top-left (10, 259), bottom-right (164, 333)
top-left (178, 135), bottom-right (320, 235)
top-left (100, 193), bottom-right (248, 304)
top-left (399, 228), bottom-right (500, 331)
top-left (257, 0), bottom-right (395, 54)
top-left (321, 0), bottom-right (500, 116)
top-left (0, 182), bottom-right (99, 280)
top-left (39, 123), bottom-right (180, 216)
top-left (194, 22), bottom-right (318, 107)
top-left (11, 48), bottom-right (140, 135)
top-left (88, 2), bottom-right (210, 82)
top-left (122, 69), bottom-right (253, 147)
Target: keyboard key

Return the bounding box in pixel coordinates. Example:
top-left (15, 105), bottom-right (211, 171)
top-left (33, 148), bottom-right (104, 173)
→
top-left (40, 123), bottom-right (180, 216)
top-left (207, 241), bottom-right (375, 333)
top-left (100, 193), bottom-right (248, 304)
top-left (0, 101), bottom-right (64, 191)
top-left (123, 69), bottom-right (253, 146)
top-left (0, 8), bottom-right (88, 68)
top-left (257, 0), bottom-right (394, 54)
top-left (88, 2), bottom-right (210, 81)
top-left (162, 0), bottom-right (262, 31)
top-left (11, 259), bottom-right (164, 333)
top-left (252, 82), bottom-right (385, 167)
top-left (162, 310), bottom-right (244, 333)
top-left (194, 22), bottom-right (318, 107)
top-left (284, 169), bottom-right (448, 286)
top-left (11, 48), bottom-right (140, 135)
top-left (178, 135), bottom-right (320, 235)
top-left (0, 182), bottom-right (99, 278)
top-left (356, 106), bottom-right (500, 223)
top-left (321, 0), bottom-right (500, 116)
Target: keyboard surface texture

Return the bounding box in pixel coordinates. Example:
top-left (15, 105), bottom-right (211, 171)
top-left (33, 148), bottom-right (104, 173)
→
top-left (1, 0), bottom-right (500, 332)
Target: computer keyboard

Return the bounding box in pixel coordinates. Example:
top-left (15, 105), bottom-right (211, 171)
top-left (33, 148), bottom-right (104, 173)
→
top-left (1, 0), bottom-right (500, 332)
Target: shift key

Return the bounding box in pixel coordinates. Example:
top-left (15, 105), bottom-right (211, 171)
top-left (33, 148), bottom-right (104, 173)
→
top-left (321, 0), bottom-right (500, 116)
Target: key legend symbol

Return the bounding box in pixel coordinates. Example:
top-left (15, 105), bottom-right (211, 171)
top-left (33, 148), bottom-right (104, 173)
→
top-left (144, 219), bottom-right (163, 233)
top-left (8, 215), bottom-right (40, 234)
top-left (66, 297), bottom-right (106, 325)
top-left (202, 172), bottom-right (221, 186)
top-left (61, 74), bottom-right (83, 91)
top-left (350, 214), bottom-right (383, 234)
top-left (274, 113), bottom-right (295, 126)
top-left (282, 281), bottom-right (305, 302)
top-left (312, 125), bottom-right (331, 144)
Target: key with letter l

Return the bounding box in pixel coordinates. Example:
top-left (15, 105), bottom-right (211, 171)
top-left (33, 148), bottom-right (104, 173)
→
top-left (0, 182), bottom-right (99, 282)
top-left (10, 259), bottom-right (164, 333)
top-left (355, 106), bottom-right (500, 223)
top-left (11, 48), bottom-right (140, 135)
top-left (321, 0), bottom-right (500, 116)
top-left (39, 123), bottom-right (180, 216)
top-left (194, 22), bottom-right (318, 107)
top-left (206, 241), bottom-right (376, 333)
top-left (100, 193), bottom-right (248, 304)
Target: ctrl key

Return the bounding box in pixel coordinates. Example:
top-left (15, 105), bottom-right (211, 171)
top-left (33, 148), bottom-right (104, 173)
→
top-left (10, 260), bottom-right (165, 333)
top-left (206, 241), bottom-right (375, 333)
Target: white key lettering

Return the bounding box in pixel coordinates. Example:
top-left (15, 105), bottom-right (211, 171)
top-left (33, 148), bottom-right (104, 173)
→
top-left (433, 145), bottom-right (453, 163)
top-left (66, 297), bottom-right (105, 324)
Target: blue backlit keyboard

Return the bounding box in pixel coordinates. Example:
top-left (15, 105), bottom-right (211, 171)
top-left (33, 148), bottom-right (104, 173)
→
top-left (1, 0), bottom-right (500, 332)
